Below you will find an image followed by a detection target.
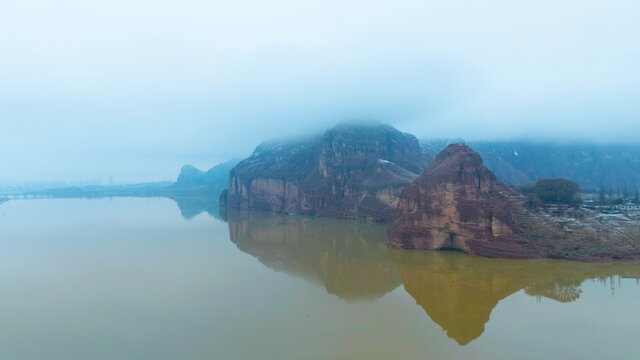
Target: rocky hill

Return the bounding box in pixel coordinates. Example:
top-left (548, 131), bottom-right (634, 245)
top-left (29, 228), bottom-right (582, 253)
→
top-left (388, 143), bottom-right (640, 261)
top-left (171, 159), bottom-right (239, 194)
top-left (221, 123), bottom-right (433, 222)
top-left (422, 139), bottom-right (640, 191)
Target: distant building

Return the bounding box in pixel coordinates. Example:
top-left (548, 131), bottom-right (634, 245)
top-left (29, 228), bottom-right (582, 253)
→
top-left (616, 203), bottom-right (640, 212)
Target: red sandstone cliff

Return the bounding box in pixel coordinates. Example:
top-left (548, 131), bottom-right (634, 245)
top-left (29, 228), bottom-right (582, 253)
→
top-left (387, 143), bottom-right (640, 261)
top-left (221, 123), bottom-right (433, 222)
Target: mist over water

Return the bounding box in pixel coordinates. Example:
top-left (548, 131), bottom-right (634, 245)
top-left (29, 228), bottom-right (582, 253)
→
top-left (2, 2), bottom-right (640, 359)
top-left (2, 1), bottom-right (640, 183)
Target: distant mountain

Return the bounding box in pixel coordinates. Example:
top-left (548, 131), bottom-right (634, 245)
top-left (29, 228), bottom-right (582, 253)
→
top-left (19, 159), bottom-right (240, 199)
top-left (222, 122), bottom-right (434, 221)
top-left (171, 159), bottom-right (239, 194)
top-left (422, 139), bottom-right (640, 192)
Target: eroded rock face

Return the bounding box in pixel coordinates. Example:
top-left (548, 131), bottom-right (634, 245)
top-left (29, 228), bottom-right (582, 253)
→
top-left (222, 123), bottom-right (433, 222)
top-left (387, 143), bottom-right (640, 261)
top-left (388, 143), bottom-right (545, 257)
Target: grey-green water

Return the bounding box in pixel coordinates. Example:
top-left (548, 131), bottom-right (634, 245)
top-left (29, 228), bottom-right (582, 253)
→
top-left (0, 198), bottom-right (639, 359)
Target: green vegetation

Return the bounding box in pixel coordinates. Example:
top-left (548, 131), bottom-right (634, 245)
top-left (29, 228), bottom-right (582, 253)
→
top-left (514, 178), bottom-right (581, 206)
top-left (533, 178), bottom-right (581, 205)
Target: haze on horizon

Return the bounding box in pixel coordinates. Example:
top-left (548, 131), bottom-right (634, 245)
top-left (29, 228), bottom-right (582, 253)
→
top-left (1, 0), bottom-right (639, 183)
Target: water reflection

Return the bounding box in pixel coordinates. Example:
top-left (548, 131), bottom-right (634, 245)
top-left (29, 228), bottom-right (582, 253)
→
top-left (225, 211), bottom-right (640, 345)
top-left (389, 251), bottom-right (640, 344)
top-left (170, 196), bottom-right (222, 220)
top-left (225, 210), bottom-right (401, 301)
top-left (0, 195), bottom-right (223, 221)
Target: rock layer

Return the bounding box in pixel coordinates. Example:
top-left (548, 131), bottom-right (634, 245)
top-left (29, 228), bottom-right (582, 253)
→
top-left (221, 123), bottom-right (433, 222)
top-left (387, 143), bottom-right (640, 261)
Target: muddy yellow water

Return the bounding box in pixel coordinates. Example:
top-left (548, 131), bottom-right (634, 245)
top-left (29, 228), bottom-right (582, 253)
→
top-left (1, 198), bottom-right (639, 359)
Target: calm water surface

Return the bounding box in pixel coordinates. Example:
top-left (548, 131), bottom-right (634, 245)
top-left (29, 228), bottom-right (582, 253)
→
top-left (0, 198), bottom-right (639, 359)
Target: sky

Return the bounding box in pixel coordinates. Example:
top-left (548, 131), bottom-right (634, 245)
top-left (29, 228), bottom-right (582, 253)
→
top-left (1, 0), bottom-right (639, 183)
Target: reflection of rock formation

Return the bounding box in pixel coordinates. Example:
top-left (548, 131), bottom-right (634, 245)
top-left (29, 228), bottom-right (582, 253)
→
top-left (226, 210), bottom-right (401, 300)
top-left (170, 196), bottom-right (222, 220)
top-left (225, 210), bottom-right (640, 344)
top-left (388, 250), bottom-right (640, 345)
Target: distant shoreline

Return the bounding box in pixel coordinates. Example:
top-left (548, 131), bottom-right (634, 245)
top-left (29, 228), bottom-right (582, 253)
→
top-left (14, 181), bottom-right (227, 199)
